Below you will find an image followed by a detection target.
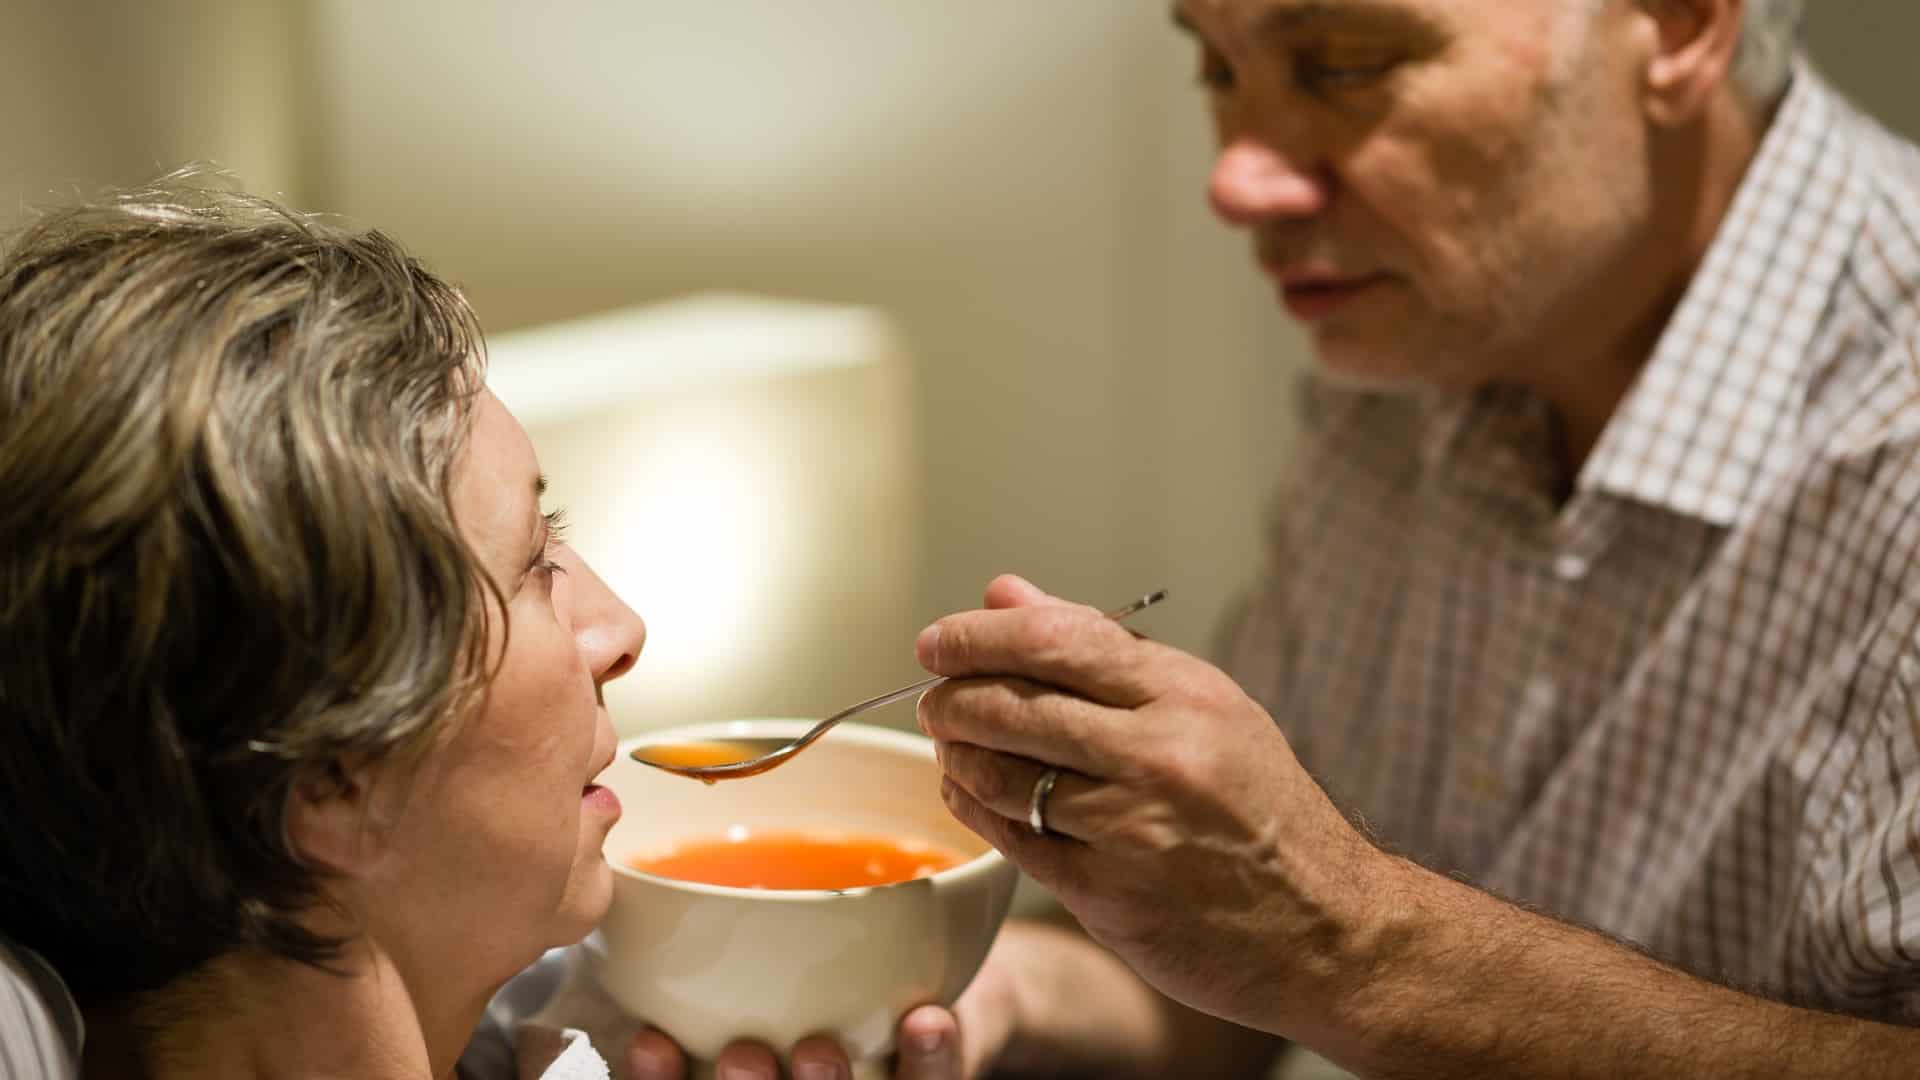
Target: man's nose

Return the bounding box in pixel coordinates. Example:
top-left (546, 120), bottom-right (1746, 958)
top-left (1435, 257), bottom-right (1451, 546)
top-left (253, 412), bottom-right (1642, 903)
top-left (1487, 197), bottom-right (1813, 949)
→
top-left (1208, 136), bottom-right (1329, 225)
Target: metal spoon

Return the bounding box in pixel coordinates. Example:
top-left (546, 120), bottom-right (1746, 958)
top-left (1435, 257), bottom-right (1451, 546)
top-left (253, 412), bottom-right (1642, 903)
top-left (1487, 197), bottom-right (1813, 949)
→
top-left (629, 588), bottom-right (1168, 782)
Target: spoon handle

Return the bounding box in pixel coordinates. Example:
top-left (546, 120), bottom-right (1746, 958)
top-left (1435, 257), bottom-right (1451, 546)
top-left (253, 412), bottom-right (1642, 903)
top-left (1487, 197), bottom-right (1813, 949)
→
top-left (805, 588), bottom-right (1169, 740)
top-left (826, 672), bottom-right (949, 726)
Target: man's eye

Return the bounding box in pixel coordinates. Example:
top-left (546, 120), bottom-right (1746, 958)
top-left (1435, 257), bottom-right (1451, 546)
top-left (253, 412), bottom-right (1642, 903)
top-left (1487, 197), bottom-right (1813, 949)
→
top-left (1298, 49), bottom-right (1402, 92)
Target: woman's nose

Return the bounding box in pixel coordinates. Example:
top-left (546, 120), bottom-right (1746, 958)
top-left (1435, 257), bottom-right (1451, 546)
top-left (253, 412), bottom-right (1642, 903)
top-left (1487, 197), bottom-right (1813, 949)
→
top-left (1207, 136), bottom-right (1330, 226)
top-left (565, 554), bottom-right (646, 684)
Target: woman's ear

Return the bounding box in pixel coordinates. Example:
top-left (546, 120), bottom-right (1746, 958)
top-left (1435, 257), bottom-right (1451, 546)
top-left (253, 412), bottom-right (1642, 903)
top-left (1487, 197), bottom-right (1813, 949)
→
top-left (284, 759), bottom-right (390, 875)
top-left (1637, 0), bottom-right (1743, 127)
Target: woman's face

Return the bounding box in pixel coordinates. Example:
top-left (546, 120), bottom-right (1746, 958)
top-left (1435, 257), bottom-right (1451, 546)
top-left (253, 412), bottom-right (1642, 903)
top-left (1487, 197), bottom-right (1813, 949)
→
top-left (362, 389), bottom-right (645, 985)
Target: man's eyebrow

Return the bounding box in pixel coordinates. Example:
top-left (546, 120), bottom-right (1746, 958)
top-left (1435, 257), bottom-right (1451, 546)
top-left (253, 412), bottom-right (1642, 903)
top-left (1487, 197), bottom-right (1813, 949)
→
top-left (1170, 2), bottom-right (1440, 44)
top-left (1254, 1), bottom-right (1440, 40)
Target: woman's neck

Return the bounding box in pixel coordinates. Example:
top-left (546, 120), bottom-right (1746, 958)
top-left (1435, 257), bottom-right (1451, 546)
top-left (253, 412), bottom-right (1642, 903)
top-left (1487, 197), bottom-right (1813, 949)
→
top-left (83, 941), bottom-right (493, 1080)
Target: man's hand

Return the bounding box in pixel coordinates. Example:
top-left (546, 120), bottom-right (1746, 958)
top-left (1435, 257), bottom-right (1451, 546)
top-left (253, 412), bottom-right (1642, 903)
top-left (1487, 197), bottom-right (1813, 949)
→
top-left (915, 574), bottom-right (1382, 1042)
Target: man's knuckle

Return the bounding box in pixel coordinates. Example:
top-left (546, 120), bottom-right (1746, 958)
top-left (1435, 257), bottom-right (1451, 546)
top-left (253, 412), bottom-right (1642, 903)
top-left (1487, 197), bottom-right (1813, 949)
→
top-left (918, 685), bottom-right (955, 736)
top-left (1154, 738), bottom-right (1211, 791)
top-left (963, 746), bottom-right (1009, 803)
top-left (1025, 607), bottom-right (1082, 661)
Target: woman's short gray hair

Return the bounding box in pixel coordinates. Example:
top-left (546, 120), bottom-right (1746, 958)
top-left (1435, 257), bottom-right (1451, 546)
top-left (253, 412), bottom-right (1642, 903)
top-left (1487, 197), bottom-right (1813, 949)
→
top-left (1730, 0), bottom-right (1804, 108)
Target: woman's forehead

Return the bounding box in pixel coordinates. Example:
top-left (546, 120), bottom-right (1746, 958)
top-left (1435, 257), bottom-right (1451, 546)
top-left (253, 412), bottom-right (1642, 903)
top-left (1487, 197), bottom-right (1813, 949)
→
top-left (454, 391), bottom-right (543, 577)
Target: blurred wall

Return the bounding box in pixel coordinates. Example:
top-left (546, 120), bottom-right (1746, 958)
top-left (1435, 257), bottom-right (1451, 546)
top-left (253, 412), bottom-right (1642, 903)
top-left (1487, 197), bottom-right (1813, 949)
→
top-left (0, 1), bottom-right (306, 210)
top-left (297, 1), bottom-right (1298, 699)
top-left (2, 2), bottom-right (1917, 719)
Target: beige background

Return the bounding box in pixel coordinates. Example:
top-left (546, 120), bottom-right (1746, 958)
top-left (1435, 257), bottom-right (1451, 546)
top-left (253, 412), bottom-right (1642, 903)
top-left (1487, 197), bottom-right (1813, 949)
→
top-left (3, 2), bottom-right (1916, 721)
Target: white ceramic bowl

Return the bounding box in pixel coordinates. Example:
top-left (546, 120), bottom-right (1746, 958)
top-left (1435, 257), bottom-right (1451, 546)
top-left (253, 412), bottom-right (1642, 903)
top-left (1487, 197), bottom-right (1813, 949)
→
top-left (597, 719), bottom-right (1018, 1073)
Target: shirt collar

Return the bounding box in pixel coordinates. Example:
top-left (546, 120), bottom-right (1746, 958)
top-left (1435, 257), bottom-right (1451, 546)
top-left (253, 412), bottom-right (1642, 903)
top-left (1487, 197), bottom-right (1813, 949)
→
top-left (1579, 65), bottom-right (1872, 527)
top-left (1420, 382), bottom-right (1563, 516)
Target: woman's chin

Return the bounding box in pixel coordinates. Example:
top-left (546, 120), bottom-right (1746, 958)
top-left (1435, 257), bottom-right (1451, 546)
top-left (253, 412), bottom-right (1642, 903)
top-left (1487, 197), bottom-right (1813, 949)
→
top-left (558, 857), bottom-right (617, 939)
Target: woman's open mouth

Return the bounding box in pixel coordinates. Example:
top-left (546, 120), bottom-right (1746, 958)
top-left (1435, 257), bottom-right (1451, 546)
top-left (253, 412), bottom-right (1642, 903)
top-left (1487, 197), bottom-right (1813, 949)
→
top-left (582, 783), bottom-right (621, 817)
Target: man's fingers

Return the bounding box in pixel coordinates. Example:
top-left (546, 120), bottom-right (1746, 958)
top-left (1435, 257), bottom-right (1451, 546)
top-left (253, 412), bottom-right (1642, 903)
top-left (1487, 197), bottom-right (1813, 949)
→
top-left (982, 573), bottom-right (1067, 610)
top-left (939, 776), bottom-right (1087, 898)
top-left (917, 605), bottom-right (1161, 707)
top-left (919, 677), bottom-right (1122, 778)
top-left (893, 1005), bottom-right (961, 1079)
top-left (938, 741), bottom-right (1112, 842)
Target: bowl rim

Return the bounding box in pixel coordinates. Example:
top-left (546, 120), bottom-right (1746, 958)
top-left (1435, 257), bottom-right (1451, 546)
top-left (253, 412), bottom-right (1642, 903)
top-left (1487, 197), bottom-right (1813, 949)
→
top-left (607, 718), bottom-right (1012, 902)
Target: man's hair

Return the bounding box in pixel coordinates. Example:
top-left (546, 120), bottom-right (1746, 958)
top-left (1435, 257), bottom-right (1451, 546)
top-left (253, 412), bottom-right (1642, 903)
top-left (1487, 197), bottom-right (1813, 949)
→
top-left (1569, 1), bottom-right (1803, 108)
top-left (0, 174), bottom-right (492, 999)
top-left (1731, 0), bottom-right (1804, 108)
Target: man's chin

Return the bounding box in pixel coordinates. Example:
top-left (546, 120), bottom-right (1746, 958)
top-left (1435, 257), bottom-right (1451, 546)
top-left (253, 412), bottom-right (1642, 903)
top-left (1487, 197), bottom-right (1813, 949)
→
top-left (1306, 342), bottom-right (1432, 395)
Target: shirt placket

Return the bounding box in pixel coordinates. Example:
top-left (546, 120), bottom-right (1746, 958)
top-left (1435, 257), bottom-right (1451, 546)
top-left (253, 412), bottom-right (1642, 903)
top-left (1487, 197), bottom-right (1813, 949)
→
top-left (1457, 488), bottom-right (1624, 871)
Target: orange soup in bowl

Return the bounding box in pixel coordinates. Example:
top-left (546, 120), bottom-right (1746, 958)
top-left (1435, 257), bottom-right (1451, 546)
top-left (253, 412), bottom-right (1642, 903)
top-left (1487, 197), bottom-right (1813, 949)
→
top-left (629, 830), bottom-right (964, 890)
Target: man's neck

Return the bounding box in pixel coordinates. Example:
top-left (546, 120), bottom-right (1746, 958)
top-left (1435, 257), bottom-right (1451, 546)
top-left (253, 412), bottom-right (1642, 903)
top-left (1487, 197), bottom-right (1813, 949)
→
top-left (1539, 88), bottom-right (1774, 477)
top-left (83, 942), bottom-right (493, 1080)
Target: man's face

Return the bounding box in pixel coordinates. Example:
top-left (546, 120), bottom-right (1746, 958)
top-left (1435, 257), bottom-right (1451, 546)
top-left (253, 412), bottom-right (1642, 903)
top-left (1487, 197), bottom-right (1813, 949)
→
top-left (1182, 0), bottom-right (1655, 390)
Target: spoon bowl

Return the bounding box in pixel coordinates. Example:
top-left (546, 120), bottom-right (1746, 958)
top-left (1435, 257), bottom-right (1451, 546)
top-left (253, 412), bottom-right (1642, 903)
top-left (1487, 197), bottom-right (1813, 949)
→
top-left (630, 588), bottom-right (1167, 781)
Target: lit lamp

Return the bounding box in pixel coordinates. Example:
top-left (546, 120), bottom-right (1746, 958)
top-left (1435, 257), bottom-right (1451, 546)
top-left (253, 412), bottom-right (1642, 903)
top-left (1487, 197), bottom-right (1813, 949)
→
top-left (486, 293), bottom-right (923, 735)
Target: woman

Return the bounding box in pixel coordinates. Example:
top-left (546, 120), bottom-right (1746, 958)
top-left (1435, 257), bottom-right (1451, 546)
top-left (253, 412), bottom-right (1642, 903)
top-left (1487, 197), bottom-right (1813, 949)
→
top-left (0, 177), bottom-right (646, 1078)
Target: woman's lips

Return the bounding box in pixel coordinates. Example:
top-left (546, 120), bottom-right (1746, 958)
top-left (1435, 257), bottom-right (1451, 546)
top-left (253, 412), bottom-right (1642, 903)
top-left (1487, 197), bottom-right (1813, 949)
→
top-left (582, 783), bottom-right (621, 818)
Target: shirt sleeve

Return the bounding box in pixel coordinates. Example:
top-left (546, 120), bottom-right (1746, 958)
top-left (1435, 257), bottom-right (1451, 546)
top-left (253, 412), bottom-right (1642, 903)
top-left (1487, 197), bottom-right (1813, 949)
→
top-left (1782, 616), bottom-right (1920, 1022)
top-left (0, 938), bottom-right (82, 1080)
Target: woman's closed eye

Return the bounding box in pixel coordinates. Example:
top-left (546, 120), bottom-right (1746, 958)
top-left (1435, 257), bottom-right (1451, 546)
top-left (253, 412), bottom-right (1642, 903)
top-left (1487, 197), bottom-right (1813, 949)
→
top-left (535, 507), bottom-right (570, 580)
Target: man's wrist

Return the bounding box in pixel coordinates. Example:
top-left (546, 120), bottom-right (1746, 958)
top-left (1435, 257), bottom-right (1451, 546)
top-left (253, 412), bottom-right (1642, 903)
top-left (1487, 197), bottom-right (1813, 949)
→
top-left (1300, 845), bottom-right (1437, 1061)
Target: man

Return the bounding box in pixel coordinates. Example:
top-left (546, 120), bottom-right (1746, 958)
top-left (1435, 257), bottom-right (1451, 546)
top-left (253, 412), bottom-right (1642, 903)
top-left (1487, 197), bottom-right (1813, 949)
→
top-left (639, 0), bottom-right (1920, 1075)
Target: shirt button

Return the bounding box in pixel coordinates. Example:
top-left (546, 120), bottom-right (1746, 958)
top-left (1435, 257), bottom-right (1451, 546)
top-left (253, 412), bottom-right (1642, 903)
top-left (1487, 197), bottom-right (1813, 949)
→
top-left (1553, 552), bottom-right (1590, 581)
top-left (1526, 676), bottom-right (1557, 711)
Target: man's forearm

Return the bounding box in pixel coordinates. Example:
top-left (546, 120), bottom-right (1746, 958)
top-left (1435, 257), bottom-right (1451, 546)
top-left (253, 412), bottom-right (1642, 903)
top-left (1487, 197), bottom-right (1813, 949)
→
top-left (1316, 857), bottom-right (1917, 1079)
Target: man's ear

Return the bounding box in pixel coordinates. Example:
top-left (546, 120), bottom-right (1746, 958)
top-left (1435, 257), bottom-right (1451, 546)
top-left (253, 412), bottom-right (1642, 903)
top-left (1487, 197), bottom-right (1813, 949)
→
top-left (284, 759), bottom-right (390, 875)
top-left (1637, 0), bottom-right (1744, 127)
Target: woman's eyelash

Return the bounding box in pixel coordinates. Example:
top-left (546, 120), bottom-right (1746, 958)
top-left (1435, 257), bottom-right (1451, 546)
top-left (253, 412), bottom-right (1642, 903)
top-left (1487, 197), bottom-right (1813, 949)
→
top-left (539, 507), bottom-right (570, 575)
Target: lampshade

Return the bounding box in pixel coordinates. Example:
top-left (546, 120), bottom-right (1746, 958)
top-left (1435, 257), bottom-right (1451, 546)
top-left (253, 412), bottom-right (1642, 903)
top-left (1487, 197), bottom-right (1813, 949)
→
top-left (487, 293), bottom-right (923, 734)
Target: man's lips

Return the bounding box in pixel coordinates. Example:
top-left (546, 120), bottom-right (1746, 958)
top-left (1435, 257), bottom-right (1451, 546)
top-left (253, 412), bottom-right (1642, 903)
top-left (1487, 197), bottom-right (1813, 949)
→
top-left (1263, 264), bottom-right (1393, 322)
